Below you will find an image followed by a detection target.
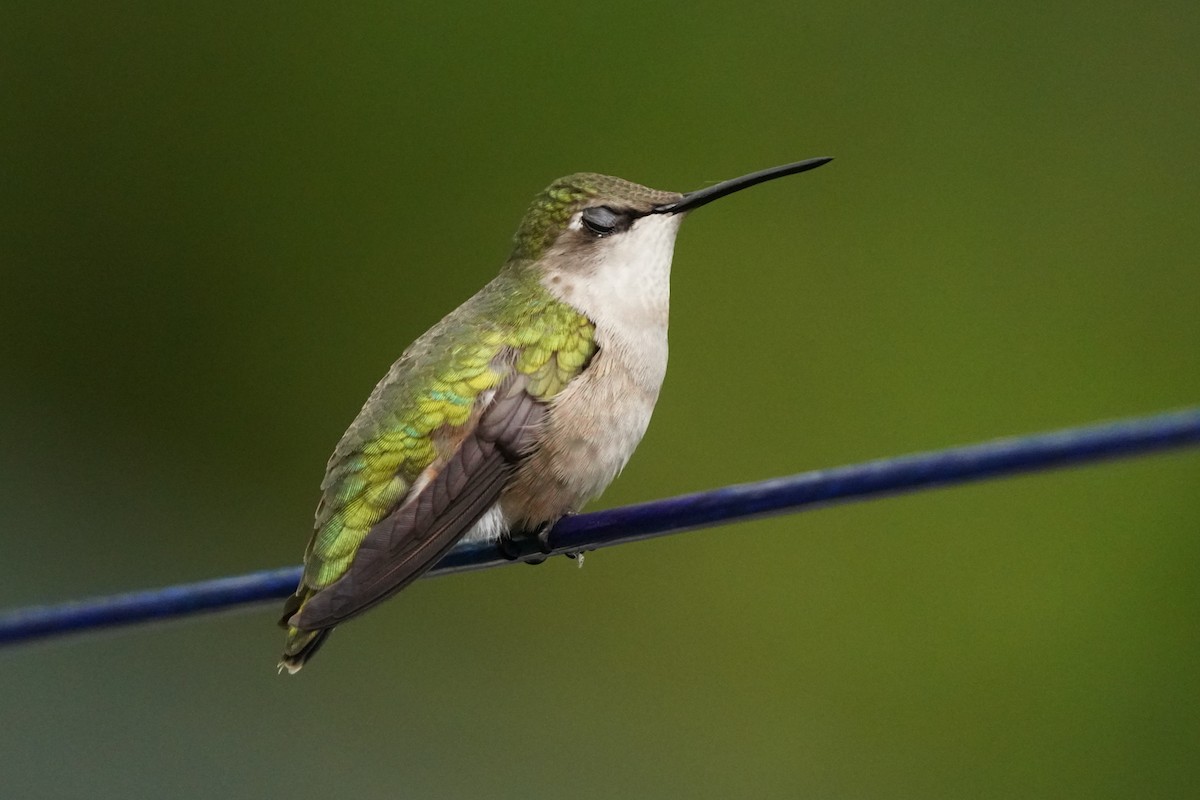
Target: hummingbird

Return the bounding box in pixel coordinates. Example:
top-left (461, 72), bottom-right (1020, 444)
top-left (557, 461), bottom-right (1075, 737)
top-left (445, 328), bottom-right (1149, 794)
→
top-left (278, 157), bottom-right (832, 672)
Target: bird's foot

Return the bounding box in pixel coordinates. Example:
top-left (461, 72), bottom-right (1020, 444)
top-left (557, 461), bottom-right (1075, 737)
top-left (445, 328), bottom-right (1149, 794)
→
top-left (495, 523), bottom-right (550, 565)
top-left (495, 532), bottom-right (525, 562)
top-left (496, 518), bottom-right (584, 565)
top-left (537, 517), bottom-right (585, 567)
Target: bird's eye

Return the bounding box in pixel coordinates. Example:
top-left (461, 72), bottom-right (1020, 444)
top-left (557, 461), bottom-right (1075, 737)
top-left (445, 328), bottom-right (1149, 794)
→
top-left (581, 206), bottom-right (624, 237)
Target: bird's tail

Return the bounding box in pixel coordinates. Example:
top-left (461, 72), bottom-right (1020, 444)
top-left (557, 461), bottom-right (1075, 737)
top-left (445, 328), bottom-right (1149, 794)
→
top-left (277, 589), bottom-right (333, 674)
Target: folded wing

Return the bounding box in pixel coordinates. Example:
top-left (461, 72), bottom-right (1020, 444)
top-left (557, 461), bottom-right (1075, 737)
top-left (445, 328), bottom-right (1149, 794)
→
top-left (292, 374), bottom-right (545, 630)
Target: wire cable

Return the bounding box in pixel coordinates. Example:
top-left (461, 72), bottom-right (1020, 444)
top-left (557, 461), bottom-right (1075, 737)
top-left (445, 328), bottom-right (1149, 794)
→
top-left (2, 407), bottom-right (1197, 648)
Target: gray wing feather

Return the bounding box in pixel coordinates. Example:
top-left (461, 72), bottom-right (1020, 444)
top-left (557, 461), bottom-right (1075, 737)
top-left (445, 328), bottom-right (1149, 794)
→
top-left (295, 375), bottom-right (545, 629)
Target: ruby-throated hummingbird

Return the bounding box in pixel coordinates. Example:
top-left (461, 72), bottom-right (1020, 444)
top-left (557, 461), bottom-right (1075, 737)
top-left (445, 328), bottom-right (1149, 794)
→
top-left (279, 157), bottom-right (832, 672)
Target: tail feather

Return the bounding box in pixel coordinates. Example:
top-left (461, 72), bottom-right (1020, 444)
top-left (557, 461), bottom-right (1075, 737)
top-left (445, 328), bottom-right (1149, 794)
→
top-left (278, 590), bottom-right (333, 674)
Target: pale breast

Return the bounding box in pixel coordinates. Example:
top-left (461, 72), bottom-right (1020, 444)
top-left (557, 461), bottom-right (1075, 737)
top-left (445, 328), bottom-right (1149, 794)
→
top-left (500, 324), bottom-right (667, 527)
top-left (500, 212), bottom-right (679, 527)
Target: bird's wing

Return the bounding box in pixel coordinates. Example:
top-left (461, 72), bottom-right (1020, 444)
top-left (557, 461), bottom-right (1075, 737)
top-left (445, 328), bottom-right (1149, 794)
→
top-left (280, 280), bottom-right (597, 646)
top-left (293, 372), bottom-right (545, 629)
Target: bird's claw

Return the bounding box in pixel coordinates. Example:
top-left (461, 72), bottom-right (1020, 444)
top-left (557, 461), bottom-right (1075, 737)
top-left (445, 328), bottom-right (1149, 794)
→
top-left (495, 525), bottom-right (549, 565)
top-left (495, 519), bottom-right (583, 566)
top-left (538, 520), bottom-right (585, 567)
top-left (495, 532), bottom-right (523, 562)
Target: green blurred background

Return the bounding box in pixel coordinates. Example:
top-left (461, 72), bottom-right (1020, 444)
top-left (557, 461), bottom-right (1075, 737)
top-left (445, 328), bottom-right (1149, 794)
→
top-left (3, 2), bottom-right (1198, 797)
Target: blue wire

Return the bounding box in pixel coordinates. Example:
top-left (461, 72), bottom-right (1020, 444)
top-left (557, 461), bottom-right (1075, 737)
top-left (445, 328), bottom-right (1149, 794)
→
top-left (2, 407), bottom-right (1198, 648)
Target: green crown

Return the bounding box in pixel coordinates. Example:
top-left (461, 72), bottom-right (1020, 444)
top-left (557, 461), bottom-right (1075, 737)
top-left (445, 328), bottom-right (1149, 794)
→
top-left (509, 173), bottom-right (678, 262)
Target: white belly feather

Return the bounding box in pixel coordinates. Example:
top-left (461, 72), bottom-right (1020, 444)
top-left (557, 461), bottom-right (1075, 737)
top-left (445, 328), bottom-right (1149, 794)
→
top-left (481, 212), bottom-right (682, 536)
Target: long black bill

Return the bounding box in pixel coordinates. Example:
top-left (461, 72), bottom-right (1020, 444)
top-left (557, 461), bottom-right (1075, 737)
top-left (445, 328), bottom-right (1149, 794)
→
top-left (652, 156), bottom-right (833, 215)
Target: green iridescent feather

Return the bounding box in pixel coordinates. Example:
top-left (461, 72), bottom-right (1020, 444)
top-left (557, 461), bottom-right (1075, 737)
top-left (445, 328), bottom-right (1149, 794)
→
top-left (297, 272), bottom-right (594, 594)
top-left (511, 172), bottom-right (673, 261)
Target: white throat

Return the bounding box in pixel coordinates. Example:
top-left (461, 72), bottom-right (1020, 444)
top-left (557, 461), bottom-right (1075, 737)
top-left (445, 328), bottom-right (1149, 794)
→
top-left (545, 213), bottom-right (682, 336)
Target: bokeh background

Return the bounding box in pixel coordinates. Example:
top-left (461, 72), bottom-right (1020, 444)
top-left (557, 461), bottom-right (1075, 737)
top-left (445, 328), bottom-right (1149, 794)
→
top-left (3, 2), bottom-right (1198, 797)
